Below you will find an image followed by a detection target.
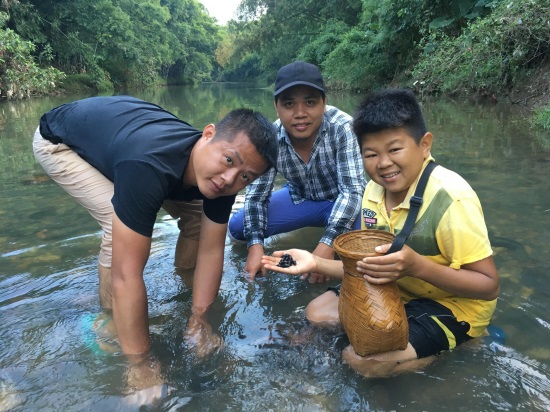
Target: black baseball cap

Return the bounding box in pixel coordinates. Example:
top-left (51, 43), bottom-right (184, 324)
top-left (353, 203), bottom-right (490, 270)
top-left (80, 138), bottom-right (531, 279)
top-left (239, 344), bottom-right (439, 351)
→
top-left (274, 61), bottom-right (325, 97)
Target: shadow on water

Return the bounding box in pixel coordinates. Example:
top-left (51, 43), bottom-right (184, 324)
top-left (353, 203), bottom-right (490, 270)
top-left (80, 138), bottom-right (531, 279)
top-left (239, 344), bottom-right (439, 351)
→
top-left (1, 85), bottom-right (550, 411)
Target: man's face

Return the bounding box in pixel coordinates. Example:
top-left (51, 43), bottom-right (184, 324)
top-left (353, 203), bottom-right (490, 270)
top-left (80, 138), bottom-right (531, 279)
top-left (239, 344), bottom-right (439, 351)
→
top-left (274, 85), bottom-right (326, 143)
top-left (190, 127), bottom-right (268, 199)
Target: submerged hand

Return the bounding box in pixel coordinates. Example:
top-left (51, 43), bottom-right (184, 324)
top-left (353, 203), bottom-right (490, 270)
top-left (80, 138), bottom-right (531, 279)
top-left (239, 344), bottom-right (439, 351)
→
top-left (185, 313), bottom-right (223, 358)
top-left (245, 244), bottom-right (267, 280)
top-left (122, 384), bottom-right (169, 407)
top-left (303, 272), bottom-right (330, 283)
top-left (126, 354), bottom-right (164, 389)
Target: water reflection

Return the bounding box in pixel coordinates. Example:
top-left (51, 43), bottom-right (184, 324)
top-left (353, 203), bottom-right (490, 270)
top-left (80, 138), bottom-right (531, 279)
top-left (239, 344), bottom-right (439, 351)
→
top-left (1, 85), bottom-right (549, 411)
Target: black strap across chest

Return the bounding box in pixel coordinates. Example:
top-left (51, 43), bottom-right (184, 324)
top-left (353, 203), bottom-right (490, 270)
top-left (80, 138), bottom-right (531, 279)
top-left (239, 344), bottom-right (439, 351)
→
top-left (386, 161), bottom-right (438, 255)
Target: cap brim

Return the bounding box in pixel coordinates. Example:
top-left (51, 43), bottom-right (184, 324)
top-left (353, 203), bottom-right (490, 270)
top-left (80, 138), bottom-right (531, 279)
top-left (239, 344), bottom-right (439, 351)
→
top-left (274, 81), bottom-right (325, 96)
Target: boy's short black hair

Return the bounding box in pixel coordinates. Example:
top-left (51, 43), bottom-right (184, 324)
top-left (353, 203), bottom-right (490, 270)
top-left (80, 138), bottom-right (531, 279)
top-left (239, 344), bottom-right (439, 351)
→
top-left (352, 88), bottom-right (427, 147)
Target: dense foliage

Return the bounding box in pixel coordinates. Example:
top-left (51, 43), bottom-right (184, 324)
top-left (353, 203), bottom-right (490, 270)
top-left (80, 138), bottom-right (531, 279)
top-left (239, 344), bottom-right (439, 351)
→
top-left (533, 105), bottom-right (550, 131)
top-left (1, 0), bottom-right (549, 111)
top-left (1, 0), bottom-right (220, 96)
top-left (413, 0), bottom-right (550, 96)
top-left (0, 12), bottom-right (64, 98)
top-left (219, 0), bottom-right (506, 88)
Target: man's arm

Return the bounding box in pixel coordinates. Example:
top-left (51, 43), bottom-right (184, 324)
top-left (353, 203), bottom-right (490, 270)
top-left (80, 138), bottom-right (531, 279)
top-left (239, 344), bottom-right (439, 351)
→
top-left (191, 213), bottom-right (227, 310)
top-left (245, 244), bottom-right (266, 278)
top-left (306, 121), bottom-right (365, 283)
top-left (320, 122), bottom-right (366, 247)
top-left (185, 213), bottom-right (227, 356)
top-left (242, 167), bottom-right (276, 277)
top-left (111, 212), bottom-right (152, 355)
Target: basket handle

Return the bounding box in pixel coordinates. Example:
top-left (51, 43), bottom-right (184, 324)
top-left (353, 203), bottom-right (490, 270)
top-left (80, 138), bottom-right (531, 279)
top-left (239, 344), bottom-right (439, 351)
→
top-left (386, 161), bottom-right (437, 254)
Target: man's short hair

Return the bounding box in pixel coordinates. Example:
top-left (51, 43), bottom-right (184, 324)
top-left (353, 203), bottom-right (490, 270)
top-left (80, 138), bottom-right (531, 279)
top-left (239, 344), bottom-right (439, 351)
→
top-left (215, 109), bottom-right (279, 170)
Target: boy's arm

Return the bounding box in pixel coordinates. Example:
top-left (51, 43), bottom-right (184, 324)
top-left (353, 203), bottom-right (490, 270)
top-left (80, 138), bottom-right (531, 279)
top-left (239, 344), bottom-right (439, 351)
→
top-left (304, 242), bottom-right (337, 283)
top-left (357, 244), bottom-right (500, 300)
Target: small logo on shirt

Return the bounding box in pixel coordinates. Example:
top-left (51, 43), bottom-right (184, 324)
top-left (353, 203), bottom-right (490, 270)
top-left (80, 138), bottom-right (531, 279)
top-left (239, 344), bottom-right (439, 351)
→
top-left (363, 208), bottom-right (377, 228)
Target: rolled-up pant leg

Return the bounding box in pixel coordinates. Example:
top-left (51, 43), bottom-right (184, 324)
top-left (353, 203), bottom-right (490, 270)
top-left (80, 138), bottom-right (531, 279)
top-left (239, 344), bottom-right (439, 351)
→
top-left (228, 186), bottom-right (336, 241)
top-left (162, 199), bottom-right (203, 270)
top-left (32, 128), bottom-right (115, 308)
top-left (228, 185), bottom-right (362, 242)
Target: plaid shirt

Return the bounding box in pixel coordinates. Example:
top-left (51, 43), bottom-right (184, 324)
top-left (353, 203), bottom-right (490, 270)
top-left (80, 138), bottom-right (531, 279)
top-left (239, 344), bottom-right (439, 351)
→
top-left (243, 105), bottom-right (366, 248)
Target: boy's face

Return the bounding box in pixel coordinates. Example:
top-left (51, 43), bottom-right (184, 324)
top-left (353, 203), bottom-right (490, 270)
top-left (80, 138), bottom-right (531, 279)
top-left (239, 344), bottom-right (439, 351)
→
top-left (187, 125), bottom-right (268, 199)
top-left (360, 127), bottom-right (432, 206)
top-left (274, 85), bottom-right (326, 143)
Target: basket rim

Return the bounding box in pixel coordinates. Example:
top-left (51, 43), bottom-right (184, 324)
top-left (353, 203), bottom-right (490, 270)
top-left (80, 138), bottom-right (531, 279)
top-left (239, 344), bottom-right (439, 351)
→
top-left (333, 229), bottom-right (395, 259)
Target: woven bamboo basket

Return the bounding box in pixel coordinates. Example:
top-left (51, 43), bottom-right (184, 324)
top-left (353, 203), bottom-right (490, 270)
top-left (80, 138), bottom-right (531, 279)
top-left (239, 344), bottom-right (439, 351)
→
top-left (333, 229), bottom-right (409, 356)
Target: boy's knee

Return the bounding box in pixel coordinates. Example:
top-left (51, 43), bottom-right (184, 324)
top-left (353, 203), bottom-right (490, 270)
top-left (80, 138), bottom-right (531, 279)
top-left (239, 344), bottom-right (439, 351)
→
top-left (305, 296), bottom-right (339, 325)
top-left (305, 290), bottom-right (341, 324)
top-left (304, 302), bottom-right (322, 323)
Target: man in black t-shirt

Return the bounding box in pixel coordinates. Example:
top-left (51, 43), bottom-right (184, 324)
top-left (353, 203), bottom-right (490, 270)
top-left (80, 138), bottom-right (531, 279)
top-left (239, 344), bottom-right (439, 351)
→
top-left (33, 96), bottom-right (278, 390)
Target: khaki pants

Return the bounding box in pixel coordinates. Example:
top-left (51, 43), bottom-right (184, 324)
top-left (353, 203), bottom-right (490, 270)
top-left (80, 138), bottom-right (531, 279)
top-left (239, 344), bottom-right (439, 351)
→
top-left (161, 198), bottom-right (203, 270)
top-left (32, 128), bottom-right (202, 305)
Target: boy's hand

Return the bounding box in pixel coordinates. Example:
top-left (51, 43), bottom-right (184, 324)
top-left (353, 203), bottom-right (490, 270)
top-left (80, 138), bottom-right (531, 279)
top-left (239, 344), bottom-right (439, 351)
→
top-left (261, 249), bottom-right (317, 276)
top-left (303, 243), bottom-right (334, 283)
top-left (356, 244), bottom-right (420, 284)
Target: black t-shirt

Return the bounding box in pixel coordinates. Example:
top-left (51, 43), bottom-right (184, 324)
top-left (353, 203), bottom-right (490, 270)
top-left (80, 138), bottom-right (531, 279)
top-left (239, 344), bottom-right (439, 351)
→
top-left (40, 95), bottom-right (235, 237)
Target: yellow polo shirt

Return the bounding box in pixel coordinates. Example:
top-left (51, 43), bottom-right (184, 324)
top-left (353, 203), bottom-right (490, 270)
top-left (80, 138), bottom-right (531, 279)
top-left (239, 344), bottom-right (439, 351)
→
top-left (361, 156), bottom-right (496, 337)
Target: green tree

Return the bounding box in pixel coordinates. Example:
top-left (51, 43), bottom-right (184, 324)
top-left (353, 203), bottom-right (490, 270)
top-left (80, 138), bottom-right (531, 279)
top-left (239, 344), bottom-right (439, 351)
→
top-left (163, 0), bottom-right (220, 84)
top-left (223, 0), bottom-right (504, 90)
top-left (0, 11), bottom-right (64, 99)
top-left (413, 0), bottom-right (550, 96)
top-left (5, 0), bottom-right (221, 89)
top-left (226, 0), bottom-right (362, 83)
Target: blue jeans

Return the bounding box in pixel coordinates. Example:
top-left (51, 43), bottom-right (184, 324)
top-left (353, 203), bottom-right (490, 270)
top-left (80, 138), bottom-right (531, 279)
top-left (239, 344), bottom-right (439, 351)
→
top-left (228, 185), bottom-right (361, 241)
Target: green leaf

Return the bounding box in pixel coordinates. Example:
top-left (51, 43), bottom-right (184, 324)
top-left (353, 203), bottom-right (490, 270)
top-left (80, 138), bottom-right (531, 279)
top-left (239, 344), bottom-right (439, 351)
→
top-left (429, 17), bottom-right (456, 30)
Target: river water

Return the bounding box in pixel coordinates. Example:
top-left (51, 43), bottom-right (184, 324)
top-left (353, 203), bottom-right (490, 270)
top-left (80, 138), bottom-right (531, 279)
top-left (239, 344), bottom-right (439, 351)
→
top-left (1, 84), bottom-right (549, 411)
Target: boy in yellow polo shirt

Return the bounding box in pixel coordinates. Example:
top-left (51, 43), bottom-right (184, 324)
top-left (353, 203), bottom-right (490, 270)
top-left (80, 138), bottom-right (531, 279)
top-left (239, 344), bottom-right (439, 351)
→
top-left (261, 88), bottom-right (500, 377)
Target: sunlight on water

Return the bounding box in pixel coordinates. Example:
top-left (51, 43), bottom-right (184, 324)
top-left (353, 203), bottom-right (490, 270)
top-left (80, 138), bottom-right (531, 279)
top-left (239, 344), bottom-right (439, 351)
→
top-left (1, 85), bottom-right (549, 411)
